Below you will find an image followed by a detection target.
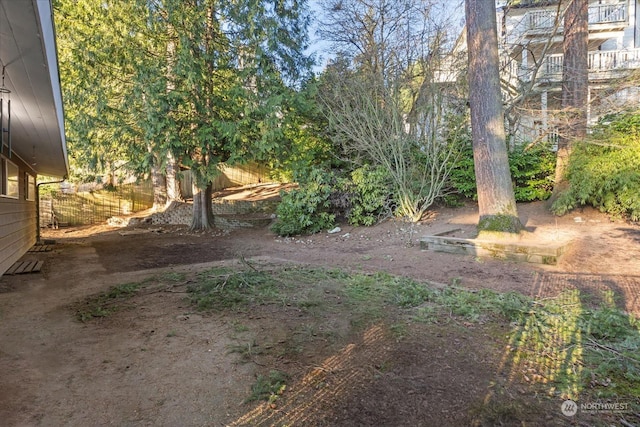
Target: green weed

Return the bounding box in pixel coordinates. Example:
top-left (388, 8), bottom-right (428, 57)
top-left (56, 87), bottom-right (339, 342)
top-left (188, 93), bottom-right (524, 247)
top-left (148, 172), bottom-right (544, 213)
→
top-left (245, 370), bottom-right (289, 403)
top-left (188, 268), bottom-right (283, 311)
top-left (159, 272), bottom-right (186, 283)
top-left (228, 340), bottom-right (265, 364)
top-left (75, 281), bottom-right (143, 322)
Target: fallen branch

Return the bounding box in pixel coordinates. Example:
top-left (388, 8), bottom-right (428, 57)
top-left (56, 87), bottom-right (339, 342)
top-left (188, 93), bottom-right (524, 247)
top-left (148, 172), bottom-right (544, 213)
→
top-left (586, 338), bottom-right (640, 364)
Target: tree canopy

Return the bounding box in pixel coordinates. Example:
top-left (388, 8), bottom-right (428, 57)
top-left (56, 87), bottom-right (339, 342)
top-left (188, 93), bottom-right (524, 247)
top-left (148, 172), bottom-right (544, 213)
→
top-left (55, 0), bottom-right (314, 229)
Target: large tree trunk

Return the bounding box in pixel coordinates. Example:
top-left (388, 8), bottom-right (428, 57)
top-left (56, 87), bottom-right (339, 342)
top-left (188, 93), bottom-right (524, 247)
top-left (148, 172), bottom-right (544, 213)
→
top-left (164, 26), bottom-right (183, 204)
top-left (191, 181), bottom-right (214, 230)
top-left (465, 0), bottom-right (521, 234)
top-left (165, 151), bottom-right (182, 202)
top-left (555, 0), bottom-right (589, 191)
top-left (150, 159), bottom-right (168, 210)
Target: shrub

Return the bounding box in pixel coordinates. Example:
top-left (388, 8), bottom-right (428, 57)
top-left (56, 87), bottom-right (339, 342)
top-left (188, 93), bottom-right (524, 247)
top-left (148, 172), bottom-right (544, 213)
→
top-left (552, 113), bottom-right (640, 221)
top-left (345, 165), bottom-right (391, 226)
top-left (448, 141), bottom-right (556, 202)
top-left (271, 168), bottom-right (336, 236)
top-left (447, 140), bottom-right (477, 200)
top-left (509, 143), bottom-right (556, 201)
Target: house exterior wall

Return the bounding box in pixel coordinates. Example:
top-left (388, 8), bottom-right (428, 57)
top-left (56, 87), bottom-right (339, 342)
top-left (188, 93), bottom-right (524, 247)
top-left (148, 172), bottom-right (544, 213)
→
top-left (0, 154), bottom-right (37, 276)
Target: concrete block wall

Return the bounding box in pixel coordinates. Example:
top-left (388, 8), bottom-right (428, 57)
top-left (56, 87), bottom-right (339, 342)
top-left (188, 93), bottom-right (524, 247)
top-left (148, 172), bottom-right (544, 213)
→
top-left (151, 199), bottom-right (278, 226)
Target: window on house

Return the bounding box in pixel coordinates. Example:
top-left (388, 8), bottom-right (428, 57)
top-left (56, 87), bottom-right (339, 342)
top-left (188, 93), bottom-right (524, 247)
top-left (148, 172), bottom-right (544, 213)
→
top-left (26, 173), bottom-right (36, 201)
top-left (1, 158), bottom-right (19, 198)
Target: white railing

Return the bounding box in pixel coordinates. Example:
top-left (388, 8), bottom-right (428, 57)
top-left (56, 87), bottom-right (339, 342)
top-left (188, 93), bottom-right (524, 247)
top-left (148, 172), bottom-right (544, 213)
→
top-left (525, 3), bottom-right (627, 30)
top-left (589, 49), bottom-right (640, 71)
top-left (543, 54), bottom-right (564, 75)
top-left (534, 48), bottom-right (640, 79)
top-left (588, 3), bottom-right (627, 24)
top-left (526, 10), bottom-right (556, 29)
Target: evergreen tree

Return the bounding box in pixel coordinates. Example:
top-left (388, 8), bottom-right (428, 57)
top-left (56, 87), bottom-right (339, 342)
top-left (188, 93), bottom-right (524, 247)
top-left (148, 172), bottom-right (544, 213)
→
top-left (55, 0), bottom-right (313, 229)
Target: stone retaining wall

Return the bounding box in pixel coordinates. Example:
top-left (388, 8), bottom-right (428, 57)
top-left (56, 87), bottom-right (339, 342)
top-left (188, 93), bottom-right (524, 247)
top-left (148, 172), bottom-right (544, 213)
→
top-left (151, 199), bottom-right (278, 226)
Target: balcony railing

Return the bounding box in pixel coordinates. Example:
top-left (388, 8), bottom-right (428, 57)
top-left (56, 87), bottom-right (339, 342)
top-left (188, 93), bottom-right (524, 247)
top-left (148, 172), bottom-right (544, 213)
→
top-left (525, 3), bottom-right (627, 30)
top-left (588, 3), bottom-right (627, 24)
top-left (536, 48), bottom-right (640, 79)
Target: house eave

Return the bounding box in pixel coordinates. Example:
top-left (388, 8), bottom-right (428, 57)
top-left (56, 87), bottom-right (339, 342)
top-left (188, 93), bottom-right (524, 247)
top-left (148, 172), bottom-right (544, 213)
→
top-left (0, 0), bottom-right (69, 178)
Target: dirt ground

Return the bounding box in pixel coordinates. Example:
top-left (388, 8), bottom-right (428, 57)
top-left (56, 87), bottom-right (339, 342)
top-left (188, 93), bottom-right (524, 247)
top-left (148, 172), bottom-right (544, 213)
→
top-left (1, 201), bottom-right (639, 426)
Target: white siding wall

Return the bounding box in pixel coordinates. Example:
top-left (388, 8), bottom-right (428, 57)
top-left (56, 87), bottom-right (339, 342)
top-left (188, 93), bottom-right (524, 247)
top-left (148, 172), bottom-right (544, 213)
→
top-left (0, 156), bottom-right (37, 276)
top-left (624, 0), bottom-right (638, 47)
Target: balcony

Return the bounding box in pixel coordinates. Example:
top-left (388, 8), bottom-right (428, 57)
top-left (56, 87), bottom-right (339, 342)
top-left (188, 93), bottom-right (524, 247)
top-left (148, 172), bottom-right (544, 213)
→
top-left (537, 48), bottom-right (640, 80)
top-left (500, 48), bottom-right (640, 87)
top-left (524, 3), bottom-right (627, 33)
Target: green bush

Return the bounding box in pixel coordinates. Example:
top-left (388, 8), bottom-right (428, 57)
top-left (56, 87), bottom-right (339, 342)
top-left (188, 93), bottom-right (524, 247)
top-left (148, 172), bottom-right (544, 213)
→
top-left (509, 143), bottom-right (556, 201)
top-left (448, 140), bottom-right (477, 200)
top-left (448, 141), bottom-right (556, 202)
top-left (272, 165), bottom-right (392, 235)
top-left (552, 113), bottom-right (640, 221)
top-left (345, 165), bottom-right (390, 226)
top-left (271, 168), bottom-right (336, 236)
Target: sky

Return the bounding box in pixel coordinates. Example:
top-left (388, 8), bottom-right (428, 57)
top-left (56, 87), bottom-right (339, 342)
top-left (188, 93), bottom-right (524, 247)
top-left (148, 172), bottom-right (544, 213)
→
top-left (306, 0), bottom-right (466, 72)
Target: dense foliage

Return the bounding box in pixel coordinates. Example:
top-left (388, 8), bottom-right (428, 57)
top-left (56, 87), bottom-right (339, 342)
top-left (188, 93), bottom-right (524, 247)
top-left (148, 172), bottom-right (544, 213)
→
top-left (344, 165), bottom-right (391, 226)
top-left (271, 165), bottom-right (392, 236)
top-left (552, 113), bottom-right (640, 221)
top-left (55, 0), bottom-right (314, 228)
top-left (271, 169), bottom-right (336, 236)
top-left (449, 140), bottom-right (556, 203)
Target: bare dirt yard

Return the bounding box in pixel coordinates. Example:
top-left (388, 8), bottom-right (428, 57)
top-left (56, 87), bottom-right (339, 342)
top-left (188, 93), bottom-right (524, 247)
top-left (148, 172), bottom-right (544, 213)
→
top-left (1, 201), bottom-right (639, 426)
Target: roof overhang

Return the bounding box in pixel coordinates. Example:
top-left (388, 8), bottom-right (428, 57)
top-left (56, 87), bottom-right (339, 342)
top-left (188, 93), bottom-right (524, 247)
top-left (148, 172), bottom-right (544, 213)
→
top-left (0, 0), bottom-right (68, 177)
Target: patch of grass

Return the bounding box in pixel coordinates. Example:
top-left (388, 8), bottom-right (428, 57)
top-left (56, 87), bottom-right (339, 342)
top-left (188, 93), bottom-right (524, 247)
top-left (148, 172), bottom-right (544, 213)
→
top-left (187, 265), bottom-right (349, 313)
top-left (468, 398), bottom-right (529, 426)
top-left (437, 288), bottom-right (501, 322)
top-left (389, 322), bottom-right (408, 339)
top-left (505, 289), bottom-right (640, 402)
top-left (227, 340), bottom-right (265, 364)
top-left (245, 370), bottom-right (289, 403)
top-left (105, 282), bottom-right (141, 299)
top-left (158, 272), bottom-right (186, 283)
top-left (75, 281), bottom-right (143, 322)
top-left (188, 268), bottom-right (283, 311)
top-left (412, 304), bottom-right (440, 323)
top-left (231, 320), bottom-right (250, 333)
top-left (186, 263), bottom-right (639, 408)
top-left (390, 277), bottom-right (435, 308)
top-left (343, 272), bottom-right (433, 308)
top-left (343, 273), bottom-right (389, 324)
top-left (296, 298), bottom-right (323, 310)
top-left (409, 287), bottom-right (530, 324)
top-left (342, 272), bottom-right (530, 327)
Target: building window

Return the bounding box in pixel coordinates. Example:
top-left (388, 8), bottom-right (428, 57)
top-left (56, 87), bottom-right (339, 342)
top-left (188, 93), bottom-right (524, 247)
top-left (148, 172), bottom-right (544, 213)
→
top-left (26, 173), bottom-right (36, 201)
top-left (1, 158), bottom-right (19, 199)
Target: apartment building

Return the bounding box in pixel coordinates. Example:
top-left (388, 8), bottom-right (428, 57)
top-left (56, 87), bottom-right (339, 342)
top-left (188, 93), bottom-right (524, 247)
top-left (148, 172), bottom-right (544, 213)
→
top-left (498, 0), bottom-right (640, 143)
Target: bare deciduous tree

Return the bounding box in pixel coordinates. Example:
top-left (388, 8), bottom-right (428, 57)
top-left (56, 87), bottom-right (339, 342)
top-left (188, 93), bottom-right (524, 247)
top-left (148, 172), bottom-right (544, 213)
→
top-left (317, 0), bottom-right (464, 221)
top-left (320, 67), bottom-right (464, 222)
